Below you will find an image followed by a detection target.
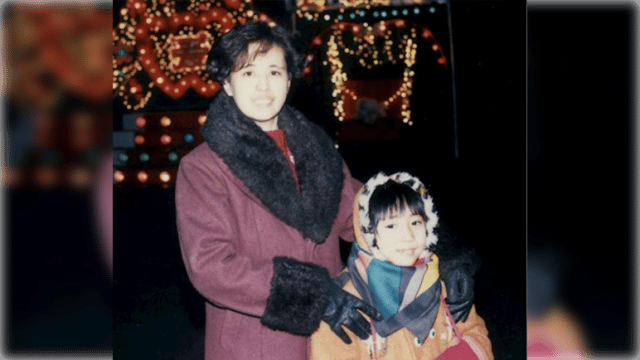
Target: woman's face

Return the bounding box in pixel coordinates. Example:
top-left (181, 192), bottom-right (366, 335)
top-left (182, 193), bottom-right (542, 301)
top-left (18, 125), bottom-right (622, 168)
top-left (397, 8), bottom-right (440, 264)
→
top-left (223, 43), bottom-right (291, 131)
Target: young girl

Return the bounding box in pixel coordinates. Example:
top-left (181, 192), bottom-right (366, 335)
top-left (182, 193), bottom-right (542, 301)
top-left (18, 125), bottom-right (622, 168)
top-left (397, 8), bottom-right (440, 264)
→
top-left (311, 172), bottom-right (493, 360)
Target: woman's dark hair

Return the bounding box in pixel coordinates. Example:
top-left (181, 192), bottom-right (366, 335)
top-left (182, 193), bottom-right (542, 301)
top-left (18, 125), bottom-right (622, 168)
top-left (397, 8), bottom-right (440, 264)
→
top-left (368, 181), bottom-right (427, 237)
top-left (206, 22), bottom-right (303, 82)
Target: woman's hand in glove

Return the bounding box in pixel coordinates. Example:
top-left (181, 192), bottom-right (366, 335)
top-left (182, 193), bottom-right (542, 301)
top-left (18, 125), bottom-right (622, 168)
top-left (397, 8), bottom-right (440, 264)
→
top-left (322, 279), bottom-right (383, 344)
top-left (261, 257), bottom-right (382, 343)
top-left (442, 266), bottom-right (474, 322)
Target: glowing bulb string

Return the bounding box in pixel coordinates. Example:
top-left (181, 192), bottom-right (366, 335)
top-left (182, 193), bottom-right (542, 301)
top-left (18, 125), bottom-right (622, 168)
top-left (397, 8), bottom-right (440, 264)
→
top-left (302, 19), bottom-right (447, 76)
top-left (114, 0), bottom-right (273, 111)
top-left (303, 19), bottom-right (444, 125)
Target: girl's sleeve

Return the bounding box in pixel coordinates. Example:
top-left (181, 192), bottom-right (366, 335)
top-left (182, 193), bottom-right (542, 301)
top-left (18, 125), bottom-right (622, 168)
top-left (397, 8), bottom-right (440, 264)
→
top-left (175, 156), bottom-right (274, 317)
top-left (310, 312), bottom-right (361, 360)
top-left (455, 305), bottom-right (494, 360)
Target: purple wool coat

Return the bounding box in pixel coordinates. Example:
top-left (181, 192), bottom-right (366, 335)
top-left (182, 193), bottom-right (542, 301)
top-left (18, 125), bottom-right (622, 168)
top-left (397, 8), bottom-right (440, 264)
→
top-left (176, 142), bottom-right (362, 360)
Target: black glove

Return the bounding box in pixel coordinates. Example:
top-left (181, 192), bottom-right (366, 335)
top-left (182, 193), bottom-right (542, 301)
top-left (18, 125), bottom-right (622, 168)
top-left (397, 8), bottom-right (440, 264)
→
top-left (322, 277), bottom-right (383, 344)
top-left (261, 257), bottom-right (382, 344)
top-left (433, 222), bottom-right (479, 323)
top-left (442, 265), bottom-right (474, 323)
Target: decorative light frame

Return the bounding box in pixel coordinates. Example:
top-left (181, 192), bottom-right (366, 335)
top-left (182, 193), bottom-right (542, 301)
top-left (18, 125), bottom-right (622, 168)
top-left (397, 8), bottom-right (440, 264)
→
top-left (303, 18), bottom-right (447, 125)
top-left (113, 0), bottom-right (276, 110)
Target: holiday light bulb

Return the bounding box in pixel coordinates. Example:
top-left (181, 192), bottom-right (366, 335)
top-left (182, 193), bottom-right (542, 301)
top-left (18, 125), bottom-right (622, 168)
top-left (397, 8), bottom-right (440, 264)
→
top-left (160, 171), bottom-right (171, 183)
top-left (137, 171), bottom-right (148, 183)
top-left (114, 170), bottom-right (125, 183)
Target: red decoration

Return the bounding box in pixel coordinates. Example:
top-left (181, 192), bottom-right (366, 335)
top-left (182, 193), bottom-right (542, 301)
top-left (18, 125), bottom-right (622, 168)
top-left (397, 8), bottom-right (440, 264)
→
top-left (25, 6), bottom-right (112, 101)
top-left (115, 1), bottom-right (277, 108)
top-left (135, 117), bottom-right (147, 127)
top-left (160, 134), bottom-right (172, 145)
top-left (127, 7), bottom-right (236, 100)
top-left (127, 0), bottom-right (147, 16)
top-left (137, 171), bottom-right (148, 183)
top-left (114, 38), bottom-right (135, 65)
top-left (224, 0), bottom-right (242, 10)
top-left (136, 25), bottom-right (148, 38)
top-left (168, 31), bottom-right (212, 72)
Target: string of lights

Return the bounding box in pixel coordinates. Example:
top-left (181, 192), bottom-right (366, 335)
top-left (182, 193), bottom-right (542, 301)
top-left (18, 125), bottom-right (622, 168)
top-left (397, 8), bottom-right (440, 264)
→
top-left (113, 111), bottom-right (206, 186)
top-left (113, 0), bottom-right (276, 111)
top-left (303, 17), bottom-right (446, 125)
top-left (297, 0), bottom-right (427, 13)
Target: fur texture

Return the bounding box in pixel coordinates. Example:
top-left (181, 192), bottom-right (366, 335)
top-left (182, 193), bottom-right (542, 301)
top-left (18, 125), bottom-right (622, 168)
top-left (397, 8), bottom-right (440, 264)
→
top-left (261, 257), bottom-right (332, 335)
top-left (200, 92), bottom-right (344, 244)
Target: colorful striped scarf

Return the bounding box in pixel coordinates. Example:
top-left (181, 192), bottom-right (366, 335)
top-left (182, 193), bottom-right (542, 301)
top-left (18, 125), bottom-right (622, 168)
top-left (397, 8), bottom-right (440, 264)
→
top-left (346, 243), bottom-right (441, 342)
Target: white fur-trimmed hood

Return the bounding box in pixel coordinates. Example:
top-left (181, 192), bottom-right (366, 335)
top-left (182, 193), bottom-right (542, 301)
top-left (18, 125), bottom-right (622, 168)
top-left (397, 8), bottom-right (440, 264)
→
top-left (354, 172), bottom-right (439, 261)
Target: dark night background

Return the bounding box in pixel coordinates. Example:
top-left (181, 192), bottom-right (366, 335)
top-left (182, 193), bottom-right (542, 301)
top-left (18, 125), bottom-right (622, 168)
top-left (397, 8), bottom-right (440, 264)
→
top-left (5, 0), bottom-right (636, 359)
top-left (528, 5), bottom-right (634, 356)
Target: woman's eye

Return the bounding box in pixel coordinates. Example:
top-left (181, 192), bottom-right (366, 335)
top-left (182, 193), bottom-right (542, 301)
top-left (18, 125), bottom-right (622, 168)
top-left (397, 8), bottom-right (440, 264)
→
top-left (271, 70), bottom-right (282, 76)
top-left (412, 220), bottom-right (424, 226)
top-left (242, 71), bottom-right (253, 77)
top-left (385, 224), bottom-right (395, 229)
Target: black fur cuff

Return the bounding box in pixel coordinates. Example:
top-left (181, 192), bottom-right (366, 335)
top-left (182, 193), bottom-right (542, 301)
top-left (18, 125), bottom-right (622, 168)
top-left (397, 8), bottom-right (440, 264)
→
top-left (261, 257), bottom-right (331, 335)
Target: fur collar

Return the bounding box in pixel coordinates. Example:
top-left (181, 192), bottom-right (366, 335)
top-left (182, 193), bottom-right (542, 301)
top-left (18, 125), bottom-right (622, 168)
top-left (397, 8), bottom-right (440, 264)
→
top-left (200, 92), bottom-right (344, 244)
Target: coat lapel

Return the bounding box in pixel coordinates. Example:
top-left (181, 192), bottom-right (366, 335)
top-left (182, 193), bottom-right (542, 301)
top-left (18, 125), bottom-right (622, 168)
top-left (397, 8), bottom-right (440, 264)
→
top-left (200, 93), bottom-right (344, 244)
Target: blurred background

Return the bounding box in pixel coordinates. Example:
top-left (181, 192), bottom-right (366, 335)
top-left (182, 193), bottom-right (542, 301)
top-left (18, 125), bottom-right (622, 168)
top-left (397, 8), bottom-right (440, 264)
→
top-left (3, 0), bottom-right (113, 356)
top-left (1, 0), bottom-right (636, 359)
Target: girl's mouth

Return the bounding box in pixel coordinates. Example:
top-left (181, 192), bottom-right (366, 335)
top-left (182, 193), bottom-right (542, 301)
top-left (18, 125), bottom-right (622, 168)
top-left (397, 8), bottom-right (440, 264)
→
top-left (397, 248), bottom-right (417, 255)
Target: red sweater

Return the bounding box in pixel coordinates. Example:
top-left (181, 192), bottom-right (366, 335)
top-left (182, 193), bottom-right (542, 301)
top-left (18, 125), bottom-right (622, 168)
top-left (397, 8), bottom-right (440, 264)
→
top-left (266, 129), bottom-right (299, 188)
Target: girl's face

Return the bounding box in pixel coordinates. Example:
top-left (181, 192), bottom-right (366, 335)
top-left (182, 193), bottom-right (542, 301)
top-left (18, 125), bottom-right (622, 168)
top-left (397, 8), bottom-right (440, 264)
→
top-left (223, 42), bottom-right (291, 132)
top-left (374, 207), bottom-right (427, 266)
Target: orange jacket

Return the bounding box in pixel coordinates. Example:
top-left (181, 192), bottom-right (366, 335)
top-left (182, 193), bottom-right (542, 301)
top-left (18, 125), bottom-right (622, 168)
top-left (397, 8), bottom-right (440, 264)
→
top-left (310, 255), bottom-right (493, 360)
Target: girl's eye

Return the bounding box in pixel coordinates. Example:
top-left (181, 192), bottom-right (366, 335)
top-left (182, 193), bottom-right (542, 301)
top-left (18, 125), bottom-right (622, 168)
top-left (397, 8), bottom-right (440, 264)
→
top-left (412, 220), bottom-right (423, 225)
top-left (242, 71), bottom-right (253, 77)
top-left (271, 70), bottom-right (282, 76)
top-left (385, 224), bottom-right (395, 229)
